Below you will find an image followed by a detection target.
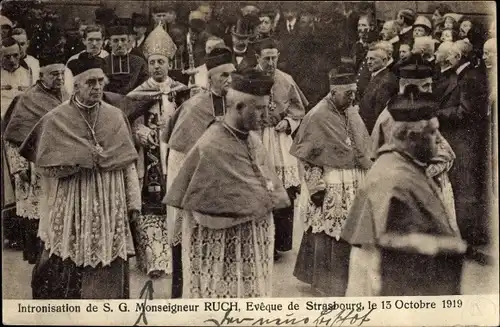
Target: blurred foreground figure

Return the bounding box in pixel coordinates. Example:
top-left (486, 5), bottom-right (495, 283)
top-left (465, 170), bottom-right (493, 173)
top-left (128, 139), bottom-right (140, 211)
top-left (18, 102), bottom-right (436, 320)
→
top-left (166, 69), bottom-right (290, 298)
top-left (21, 56), bottom-right (140, 299)
top-left (342, 86), bottom-right (466, 296)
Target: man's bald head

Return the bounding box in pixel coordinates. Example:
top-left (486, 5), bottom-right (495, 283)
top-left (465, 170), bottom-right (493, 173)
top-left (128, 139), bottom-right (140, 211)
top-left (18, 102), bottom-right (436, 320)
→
top-left (483, 38), bottom-right (497, 68)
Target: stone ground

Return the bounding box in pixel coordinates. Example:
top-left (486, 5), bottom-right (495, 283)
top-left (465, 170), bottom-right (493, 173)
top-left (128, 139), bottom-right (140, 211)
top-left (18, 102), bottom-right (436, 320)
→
top-left (2, 209), bottom-right (498, 299)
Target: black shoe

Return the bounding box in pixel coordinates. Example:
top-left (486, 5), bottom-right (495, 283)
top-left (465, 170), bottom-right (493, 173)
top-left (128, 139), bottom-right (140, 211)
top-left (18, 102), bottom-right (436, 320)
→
top-left (274, 250), bottom-right (282, 262)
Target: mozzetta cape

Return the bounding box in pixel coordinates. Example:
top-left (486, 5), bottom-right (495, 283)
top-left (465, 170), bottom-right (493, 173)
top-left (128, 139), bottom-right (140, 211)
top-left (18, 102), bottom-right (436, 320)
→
top-left (341, 145), bottom-right (457, 246)
top-left (19, 100), bottom-right (138, 170)
top-left (290, 96), bottom-right (372, 169)
top-left (165, 123), bottom-right (290, 219)
top-left (272, 69), bottom-right (308, 119)
top-left (162, 90), bottom-right (215, 154)
top-left (4, 83), bottom-right (69, 146)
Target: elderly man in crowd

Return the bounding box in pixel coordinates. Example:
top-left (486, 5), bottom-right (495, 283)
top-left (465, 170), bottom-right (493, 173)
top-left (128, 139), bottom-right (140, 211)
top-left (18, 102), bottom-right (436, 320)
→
top-left (254, 38), bottom-right (308, 260)
top-left (161, 46), bottom-right (236, 298)
top-left (413, 16), bottom-right (433, 38)
top-left (291, 63), bottom-right (372, 296)
top-left (412, 36), bottom-right (438, 66)
top-left (372, 58), bottom-right (459, 239)
top-left (342, 85), bottom-right (466, 296)
top-left (434, 41), bottom-right (455, 94)
top-left (358, 42), bottom-right (398, 134)
top-left (3, 49), bottom-right (69, 264)
top-left (380, 20), bottom-right (402, 61)
top-left (166, 69), bottom-right (290, 298)
top-left (21, 56), bottom-right (141, 299)
top-left (436, 39), bottom-right (490, 257)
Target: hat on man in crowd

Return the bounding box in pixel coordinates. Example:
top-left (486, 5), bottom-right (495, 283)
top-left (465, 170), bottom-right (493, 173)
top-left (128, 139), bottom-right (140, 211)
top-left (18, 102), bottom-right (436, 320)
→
top-left (443, 13), bottom-right (464, 24)
top-left (67, 54), bottom-right (107, 79)
top-left (131, 13), bottom-right (149, 28)
top-left (231, 14), bottom-right (260, 39)
top-left (38, 46), bottom-right (67, 68)
top-left (328, 62), bottom-right (357, 86)
top-left (107, 25), bottom-right (129, 37)
top-left (241, 5), bottom-right (260, 17)
top-left (0, 15), bottom-right (13, 29)
top-left (231, 68), bottom-right (274, 96)
top-left (151, 3), bottom-right (177, 14)
top-left (143, 25), bottom-right (177, 59)
top-left (388, 84), bottom-right (437, 122)
top-left (95, 7), bottom-right (117, 26)
top-left (189, 10), bottom-right (206, 32)
top-left (206, 46), bottom-right (235, 76)
top-left (413, 16), bottom-right (432, 33)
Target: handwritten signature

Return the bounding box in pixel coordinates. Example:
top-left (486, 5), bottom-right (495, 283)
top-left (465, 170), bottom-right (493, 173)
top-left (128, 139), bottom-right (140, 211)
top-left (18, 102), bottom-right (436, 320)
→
top-left (204, 307), bottom-right (375, 327)
top-left (134, 280), bottom-right (154, 326)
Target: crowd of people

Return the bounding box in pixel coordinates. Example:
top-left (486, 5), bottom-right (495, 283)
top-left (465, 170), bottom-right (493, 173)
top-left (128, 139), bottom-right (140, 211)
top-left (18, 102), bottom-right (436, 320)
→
top-left (0, 1), bottom-right (496, 299)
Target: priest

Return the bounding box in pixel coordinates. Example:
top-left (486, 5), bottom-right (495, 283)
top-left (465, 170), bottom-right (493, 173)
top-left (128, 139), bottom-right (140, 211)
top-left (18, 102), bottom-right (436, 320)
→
top-left (3, 49), bottom-right (69, 264)
top-left (372, 59), bottom-right (459, 235)
top-left (104, 25), bottom-right (149, 94)
top-left (341, 85), bottom-right (466, 296)
top-left (20, 56), bottom-right (141, 299)
top-left (165, 69), bottom-right (290, 298)
top-left (291, 64), bottom-right (372, 296)
top-left (161, 46), bottom-right (236, 298)
top-left (1, 37), bottom-right (33, 249)
top-left (126, 25), bottom-right (187, 279)
top-left (254, 38), bottom-right (308, 260)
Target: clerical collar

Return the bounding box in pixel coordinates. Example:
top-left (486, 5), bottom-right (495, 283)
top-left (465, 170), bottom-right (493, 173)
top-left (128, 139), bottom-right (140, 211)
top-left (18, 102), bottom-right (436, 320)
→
top-left (73, 95), bottom-right (99, 110)
top-left (395, 148), bottom-right (428, 170)
top-left (224, 122), bottom-right (249, 140)
top-left (287, 17), bottom-right (297, 31)
top-left (233, 47), bottom-right (246, 56)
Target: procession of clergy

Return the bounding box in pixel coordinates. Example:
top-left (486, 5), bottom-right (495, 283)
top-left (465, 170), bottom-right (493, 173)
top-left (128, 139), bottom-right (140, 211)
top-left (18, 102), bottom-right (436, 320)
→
top-left (1, 4), bottom-right (496, 299)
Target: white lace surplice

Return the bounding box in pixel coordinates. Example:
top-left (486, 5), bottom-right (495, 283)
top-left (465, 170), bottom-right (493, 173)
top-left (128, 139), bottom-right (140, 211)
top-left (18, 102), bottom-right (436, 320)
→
top-left (182, 212), bottom-right (274, 298)
top-left (5, 141), bottom-right (40, 220)
top-left (166, 148), bottom-right (187, 246)
top-left (134, 214), bottom-right (172, 275)
top-left (39, 164), bottom-right (140, 268)
top-left (299, 165), bottom-right (367, 240)
top-left (262, 122), bottom-right (301, 189)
